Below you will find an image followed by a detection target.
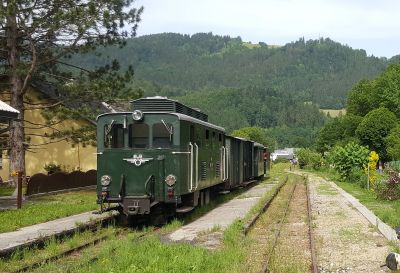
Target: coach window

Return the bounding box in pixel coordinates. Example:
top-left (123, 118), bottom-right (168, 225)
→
top-left (105, 123), bottom-right (124, 148)
top-left (206, 129), bottom-right (209, 139)
top-left (129, 123), bottom-right (149, 148)
top-left (153, 122), bottom-right (173, 148)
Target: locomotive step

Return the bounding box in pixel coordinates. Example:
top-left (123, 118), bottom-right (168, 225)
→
top-left (176, 206), bottom-right (195, 213)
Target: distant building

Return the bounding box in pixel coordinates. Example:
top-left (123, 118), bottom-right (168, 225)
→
top-left (271, 148), bottom-right (295, 161)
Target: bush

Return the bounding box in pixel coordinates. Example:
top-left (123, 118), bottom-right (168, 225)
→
top-left (376, 163), bottom-right (400, 200)
top-left (43, 163), bottom-right (62, 174)
top-left (296, 148), bottom-right (324, 170)
top-left (328, 142), bottom-right (369, 181)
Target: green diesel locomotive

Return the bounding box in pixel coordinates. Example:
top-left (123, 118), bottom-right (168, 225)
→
top-left (96, 97), bottom-right (270, 220)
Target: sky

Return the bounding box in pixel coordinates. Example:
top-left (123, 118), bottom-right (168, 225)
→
top-left (134, 0), bottom-right (400, 58)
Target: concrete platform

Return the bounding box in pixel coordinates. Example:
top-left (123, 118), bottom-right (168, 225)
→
top-left (166, 182), bottom-right (276, 243)
top-left (328, 180), bottom-right (399, 243)
top-left (0, 210), bottom-right (118, 256)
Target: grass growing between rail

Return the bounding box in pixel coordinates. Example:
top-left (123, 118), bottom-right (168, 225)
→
top-left (0, 225), bottom-right (119, 273)
top-left (31, 164), bottom-right (289, 273)
top-left (0, 190), bottom-right (98, 233)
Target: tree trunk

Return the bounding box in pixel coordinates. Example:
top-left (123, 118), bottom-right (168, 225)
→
top-left (7, 13), bottom-right (26, 184)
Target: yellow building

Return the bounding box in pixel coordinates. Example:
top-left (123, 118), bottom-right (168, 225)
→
top-left (0, 88), bottom-right (97, 178)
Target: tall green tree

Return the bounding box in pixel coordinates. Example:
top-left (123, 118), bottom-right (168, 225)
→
top-left (385, 125), bottom-right (400, 161)
top-left (356, 107), bottom-right (398, 160)
top-left (0, 0), bottom-right (143, 177)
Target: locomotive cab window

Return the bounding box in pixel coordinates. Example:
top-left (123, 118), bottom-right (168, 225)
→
top-left (153, 122), bottom-right (173, 148)
top-left (105, 123), bottom-right (124, 148)
top-left (129, 123), bottom-right (149, 148)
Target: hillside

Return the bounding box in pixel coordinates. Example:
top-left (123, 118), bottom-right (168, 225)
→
top-left (69, 33), bottom-right (396, 147)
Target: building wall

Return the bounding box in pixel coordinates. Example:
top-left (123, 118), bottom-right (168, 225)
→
top-left (0, 89), bottom-right (97, 179)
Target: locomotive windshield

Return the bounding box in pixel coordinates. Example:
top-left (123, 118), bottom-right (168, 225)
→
top-left (129, 123), bottom-right (149, 148)
top-left (153, 122), bottom-right (173, 148)
top-left (104, 123), bottom-right (124, 148)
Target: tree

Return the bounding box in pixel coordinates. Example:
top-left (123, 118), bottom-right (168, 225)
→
top-left (0, 0), bottom-right (143, 178)
top-left (231, 127), bottom-right (276, 150)
top-left (346, 79), bottom-right (376, 116)
top-left (385, 125), bottom-right (400, 161)
top-left (356, 107), bottom-right (398, 160)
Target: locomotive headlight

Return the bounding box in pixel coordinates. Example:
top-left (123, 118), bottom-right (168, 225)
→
top-left (165, 174), bottom-right (176, 186)
top-left (101, 175), bottom-right (112, 186)
top-left (132, 110), bottom-right (144, 121)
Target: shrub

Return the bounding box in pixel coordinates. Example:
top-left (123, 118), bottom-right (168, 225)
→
top-left (43, 163), bottom-right (62, 174)
top-left (328, 142), bottom-right (369, 181)
top-left (376, 170), bottom-right (400, 200)
top-left (296, 148), bottom-right (324, 170)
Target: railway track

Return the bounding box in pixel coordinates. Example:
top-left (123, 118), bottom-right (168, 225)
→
top-left (9, 226), bottom-right (160, 273)
top-left (245, 176), bottom-right (318, 273)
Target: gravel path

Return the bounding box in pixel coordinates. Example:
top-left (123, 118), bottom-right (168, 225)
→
top-left (305, 172), bottom-right (391, 273)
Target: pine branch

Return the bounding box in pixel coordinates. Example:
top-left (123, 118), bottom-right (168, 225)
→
top-left (24, 137), bottom-right (68, 146)
top-left (24, 101), bottom-right (63, 110)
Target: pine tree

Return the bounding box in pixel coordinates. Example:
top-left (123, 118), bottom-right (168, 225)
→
top-left (0, 0), bottom-right (143, 179)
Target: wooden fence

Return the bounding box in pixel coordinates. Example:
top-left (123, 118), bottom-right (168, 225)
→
top-left (26, 170), bottom-right (96, 196)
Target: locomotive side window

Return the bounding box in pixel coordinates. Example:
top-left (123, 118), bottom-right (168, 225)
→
top-left (129, 123), bottom-right (149, 148)
top-left (105, 124), bottom-right (124, 148)
top-left (153, 123), bottom-right (173, 148)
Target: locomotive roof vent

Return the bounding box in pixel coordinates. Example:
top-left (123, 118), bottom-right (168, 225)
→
top-left (130, 96), bottom-right (208, 122)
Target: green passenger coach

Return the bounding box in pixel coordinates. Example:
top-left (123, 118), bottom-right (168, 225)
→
top-left (96, 97), bottom-right (269, 221)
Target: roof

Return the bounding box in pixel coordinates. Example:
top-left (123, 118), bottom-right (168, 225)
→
top-left (97, 112), bottom-right (225, 132)
top-left (0, 100), bottom-right (19, 120)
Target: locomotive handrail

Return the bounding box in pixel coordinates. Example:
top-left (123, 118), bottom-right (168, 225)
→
top-left (189, 142), bottom-right (194, 192)
top-left (171, 151), bottom-right (191, 154)
top-left (194, 143), bottom-right (199, 190)
top-left (225, 147), bottom-right (229, 181)
top-left (221, 146), bottom-right (225, 180)
top-left (144, 174), bottom-right (155, 198)
top-left (221, 146), bottom-right (228, 181)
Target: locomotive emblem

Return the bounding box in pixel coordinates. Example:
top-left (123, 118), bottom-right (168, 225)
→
top-left (123, 154), bottom-right (153, 166)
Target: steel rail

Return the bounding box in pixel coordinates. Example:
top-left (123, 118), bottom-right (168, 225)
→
top-left (306, 180), bottom-right (319, 273)
top-left (11, 226), bottom-right (161, 273)
top-left (243, 176), bottom-right (289, 235)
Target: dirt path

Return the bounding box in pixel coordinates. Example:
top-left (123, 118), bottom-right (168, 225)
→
top-left (304, 172), bottom-right (391, 273)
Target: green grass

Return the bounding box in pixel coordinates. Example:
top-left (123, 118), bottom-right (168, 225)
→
top-left (0, 190), bottom-right (98, 233)
top-left (0, 225), bottom-right (118, 273)
top-left (312, 168), bottom-right (400, 229)
top-left (0, 186), bottom-right (16, 197)
top-left (30, 165), bottom-right (289, 273)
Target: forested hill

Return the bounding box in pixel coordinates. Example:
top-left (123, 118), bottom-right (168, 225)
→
top-left (70, 33), bottom-right (397, 147)
top-left (75, 33), bottom-right (390, 109)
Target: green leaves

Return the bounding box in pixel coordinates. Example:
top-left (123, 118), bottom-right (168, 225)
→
top-left (328, 142), bottom-right (369, 181)
top-left (355, 107), bottom-right (398, 160)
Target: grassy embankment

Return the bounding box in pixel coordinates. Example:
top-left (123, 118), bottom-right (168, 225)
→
top-left (27, 164), bottom-right (294, 273)
top-left (311, 168), bottom-right (400, 229)
top-left (0, 186), bottom-right (15, 197)
top-left (0, 190), bottom-right (97, 233)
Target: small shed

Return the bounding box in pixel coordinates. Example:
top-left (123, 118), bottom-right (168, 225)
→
top-left (0, 100), bottom-right (19, 132)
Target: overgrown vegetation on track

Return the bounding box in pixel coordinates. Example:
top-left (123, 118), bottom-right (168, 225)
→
top-left (16, 165), bottom-right (287, 273)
